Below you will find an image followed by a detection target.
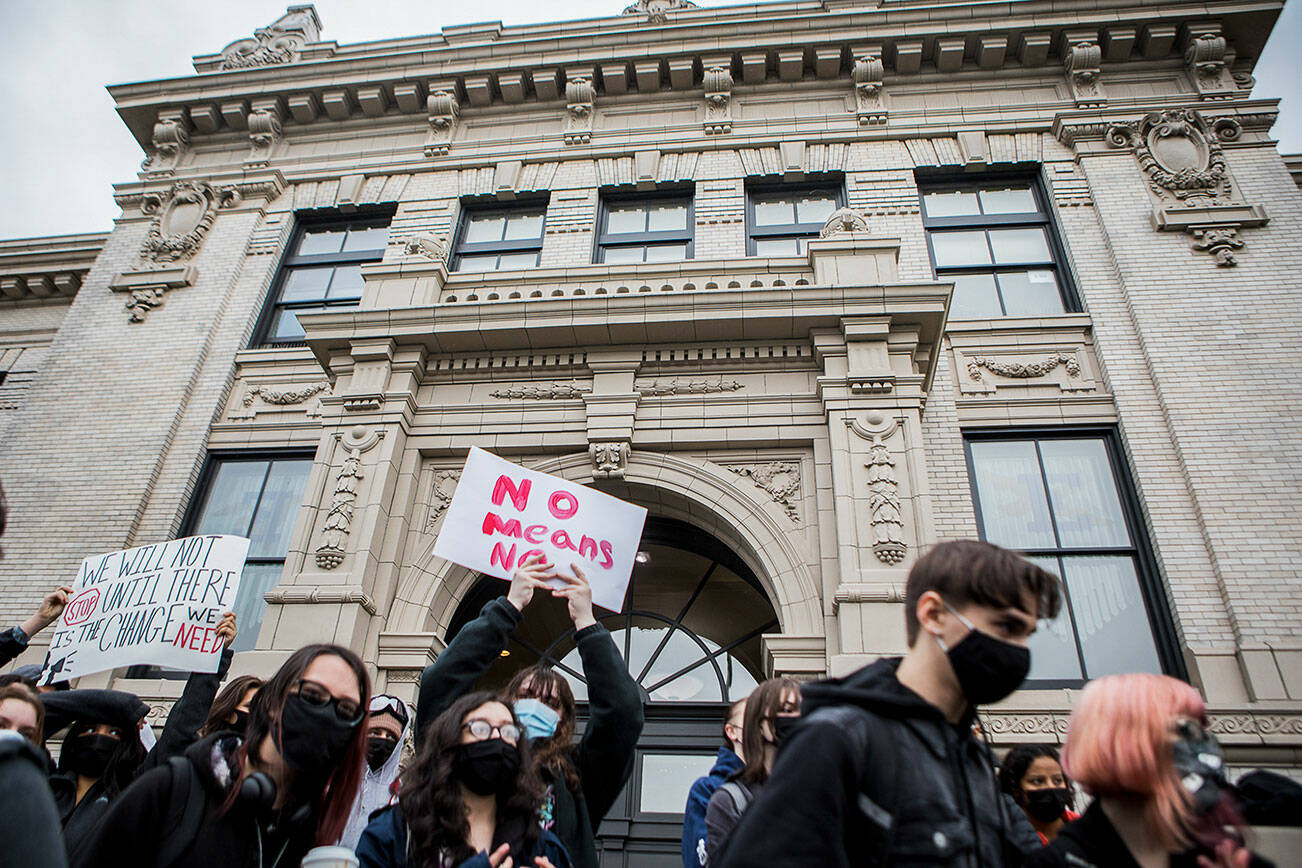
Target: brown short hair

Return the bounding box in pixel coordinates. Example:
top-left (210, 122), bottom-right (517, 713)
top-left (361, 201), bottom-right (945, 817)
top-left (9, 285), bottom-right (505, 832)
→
top-left (904, 540), bottom-right (1062, 645)
top-left (0, 683), bottom-right (43, 743)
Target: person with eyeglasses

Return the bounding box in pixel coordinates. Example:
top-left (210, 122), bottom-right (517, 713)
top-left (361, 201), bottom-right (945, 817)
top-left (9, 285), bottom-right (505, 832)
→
top-left (69, 643), bottom-right (372, 868)
top-left (357, 690), bottom-right (571, 868)
top-left (341, 694), bottom-right (414, 849)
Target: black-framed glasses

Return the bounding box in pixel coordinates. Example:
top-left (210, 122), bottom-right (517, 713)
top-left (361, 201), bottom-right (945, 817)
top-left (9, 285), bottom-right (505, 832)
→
top-left (294, 679), bottom-right (364, 724)
top-left (462, 719), bottom-right (521, 745)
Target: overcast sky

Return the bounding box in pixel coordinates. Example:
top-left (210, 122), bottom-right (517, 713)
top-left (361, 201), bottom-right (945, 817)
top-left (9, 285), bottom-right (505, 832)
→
top-left (1, 0), bottom-right (1298, 240)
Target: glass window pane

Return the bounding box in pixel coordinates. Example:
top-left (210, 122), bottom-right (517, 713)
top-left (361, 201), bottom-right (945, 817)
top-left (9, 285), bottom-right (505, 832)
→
top-left (969, 440), bottom-right (1057, 548)
top-left (931, 230), bottom-right (992, 267)
top-left (279, 267), bottom-right (332, 302)
top-left (753, 198), bottom-right (795, 227)
top-left (606, 205), bottom-right (647, 235)
top-left (979, 186), bottom-right (1038, 214)
top-left (997, 270), bottom-right (1064, 316)
top-left (464, 215), bottom-right (506, 244)
top-left (342, 224), bottom-right (389, 252)
top-left (989, 228), bottom-right (1051, 264)
top-left (193, 461), bottom-right (268, 537)
top-left (456, 254), bottom-right (499, 272)
top-left (246, 459), bottom-right (312, 559)
top-left (602, 246), bottom-right (644, 264)
top-left (646, 204), bottom-right (688, 232)
top-left (640, 754), bottom-right (717, 813)
top-left (754, 238), bottom-right (801, 256)
top-left (268, 307), bottom-right (319, 342)
top-left (504, 213), bottom-right (544, 241)
top-left (949, 273), bottom-right (1002, 319)
top-left (496, 252), bottom-right (539, 270)
top-left (326, 265), bottom-right (364, 300)
top-left (795, 195), bottom-right (837, 225)
top-left (229, 563), bottom-right (283, 653)
top-left (1038, 440), bottom-right (1130, 548)
top-left (1024, 556), bottom-right (1084, 681)
top-left (644, 243), bottom-right (687, 263)
top-left (924, 190), bottom-right (981, 218)
top-left (296, 228), bottom-right (346, 256)
top-left (1061, 556), bottom-right (1161, 677)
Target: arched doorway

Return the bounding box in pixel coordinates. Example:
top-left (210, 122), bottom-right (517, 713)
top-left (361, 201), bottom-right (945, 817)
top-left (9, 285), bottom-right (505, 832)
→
top-left (445, 517), bottom-right (779, 867)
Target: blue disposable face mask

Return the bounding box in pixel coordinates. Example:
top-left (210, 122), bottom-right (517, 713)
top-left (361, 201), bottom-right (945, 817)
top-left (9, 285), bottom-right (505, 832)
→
top-left (514, 698), bottom-right (560, 741)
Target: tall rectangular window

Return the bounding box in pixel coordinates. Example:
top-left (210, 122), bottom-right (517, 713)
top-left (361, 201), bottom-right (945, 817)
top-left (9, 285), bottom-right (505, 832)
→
top-left (965, 431), bottom-right (1166, 685)
top-left (920, 178), bottom-right (1076, 319)
top-left (746, 185), bottom-right (841, 255)
top-left (256, 215), bottom-right (390, 345)
top-left (452, 203), bottom-right (547, 272)
top-left (186, 454), bottom-right (314, 652)
top-left (596, 194), bottom-right (693, 264)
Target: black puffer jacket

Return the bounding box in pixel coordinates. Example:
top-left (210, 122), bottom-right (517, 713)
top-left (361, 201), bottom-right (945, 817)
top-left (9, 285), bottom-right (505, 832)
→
top-left (716, 657), bottom-right (1030, 867)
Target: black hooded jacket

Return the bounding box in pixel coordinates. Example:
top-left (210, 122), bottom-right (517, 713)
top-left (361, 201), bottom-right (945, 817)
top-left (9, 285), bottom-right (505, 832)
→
top-left (715, 657), bottom-right (1030, 868)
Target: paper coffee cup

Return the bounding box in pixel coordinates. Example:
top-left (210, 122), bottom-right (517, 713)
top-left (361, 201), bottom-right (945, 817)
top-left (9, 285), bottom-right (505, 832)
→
top-left (300, 846), bottom-right (360, 868)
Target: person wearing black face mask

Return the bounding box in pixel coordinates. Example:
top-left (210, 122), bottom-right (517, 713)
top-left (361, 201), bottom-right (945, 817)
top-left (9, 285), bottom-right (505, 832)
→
top-left (998, 745), bottom-right (1079, 845)
top-left (716, 540), bottom-right (1063, 868)
top-left (704, 678), bottom-right (800, 862)
top-left (357, 691), bottom-right (571, 868)
top-left (199, 673), bottom-right (264, 740)
top-left (69, 644), bottom-right (371, 868)
top-left (340, 694), bottom-right (413, 850)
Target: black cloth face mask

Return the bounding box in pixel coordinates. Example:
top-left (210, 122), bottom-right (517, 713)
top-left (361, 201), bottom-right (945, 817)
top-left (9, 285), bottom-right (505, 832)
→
top-left (366, 735), bottom-right (398, 771)
top-left (1172, 718), bottom-right (1227, 816)
top-left (229, 709), bottom-right (250, 735)
top-left (771, 714), bottom-right (800, 746)
top-left (63, 732), bottom-right (119, 778)
top-left (935, 599), bottom-right (1031, 707)
top-left (278, 694), bottom-right (356, 781)
top-left (1023, 787), bottom-right (1070, 822)
top-left (452, 738), bottom-right (520, 796)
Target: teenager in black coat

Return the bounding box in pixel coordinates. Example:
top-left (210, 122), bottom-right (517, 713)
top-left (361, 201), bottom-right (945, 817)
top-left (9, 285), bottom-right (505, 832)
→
top-left (416, 556), bottom-right (644, 868)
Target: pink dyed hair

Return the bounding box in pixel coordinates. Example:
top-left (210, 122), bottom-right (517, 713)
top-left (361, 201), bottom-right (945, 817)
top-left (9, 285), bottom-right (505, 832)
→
top-left (1061, 673), bottom-right (1205, 850)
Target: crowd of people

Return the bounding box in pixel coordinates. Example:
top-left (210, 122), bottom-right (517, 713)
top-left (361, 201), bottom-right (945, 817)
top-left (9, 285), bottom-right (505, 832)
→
top-left (2, 535), bottom-right (1299, 867)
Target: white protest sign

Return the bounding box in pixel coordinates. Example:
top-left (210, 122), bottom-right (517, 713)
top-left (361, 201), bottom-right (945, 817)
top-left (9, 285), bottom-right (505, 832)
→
top-left (40, 535), bottom-right (250, 684)
top-left (432, 448), bottom-right (648, 612)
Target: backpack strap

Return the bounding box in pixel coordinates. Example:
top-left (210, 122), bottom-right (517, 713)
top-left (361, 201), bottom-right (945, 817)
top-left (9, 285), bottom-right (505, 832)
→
top-left (155, 756), bottom-right (206, 868)
top-left (719, 781), bottom-right (752, 818)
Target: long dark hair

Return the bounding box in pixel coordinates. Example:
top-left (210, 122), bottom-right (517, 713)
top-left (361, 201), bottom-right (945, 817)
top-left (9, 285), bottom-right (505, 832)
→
top-left (735, 677), bottom-right (799, 787)
top-left (505, 664), bottom-right (581, 792)
top-left (59, 719), bottom-right (146, 797)
top-left (400, 691), bottom-right (544, 868)
top-left (225, 644), bottom-right (370, 846)
top-left (998, 744), bottom-right (1077, 804)
top-left (199, 674), bottom-right (263, 738)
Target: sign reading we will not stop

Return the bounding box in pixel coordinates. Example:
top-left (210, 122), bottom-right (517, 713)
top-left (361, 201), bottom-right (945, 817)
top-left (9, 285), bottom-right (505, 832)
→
top-left (432, 448), bottom-right (647, 612)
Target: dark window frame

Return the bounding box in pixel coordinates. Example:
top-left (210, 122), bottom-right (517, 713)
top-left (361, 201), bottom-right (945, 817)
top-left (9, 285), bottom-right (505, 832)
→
top-left (962, 426), bottom-right (1186, 687)
top-left (450, 197), bottom-right (550, 272)
top-left (917, 169), bottom-right (1082, 318)
top-left (251, 209), bottom-right (394, 348)
top-left (744, 179), bottom-right (845, 256)
top-left (126, 449), bottom-right (316, 678)
top-left (594, 189), bottom-right (695, 264)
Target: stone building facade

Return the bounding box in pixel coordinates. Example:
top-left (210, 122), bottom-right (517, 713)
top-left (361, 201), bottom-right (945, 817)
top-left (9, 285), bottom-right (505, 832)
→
top-left (2, 0), bottom-right (1300, 860)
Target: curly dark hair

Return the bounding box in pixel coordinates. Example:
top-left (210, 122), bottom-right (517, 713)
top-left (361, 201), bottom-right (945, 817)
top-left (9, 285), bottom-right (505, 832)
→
top-left (504, 663), bottom-right (581, 794)
top-left (399, 691), bottom-right (545, 868)
top-left (998, 744), bottom-right (1076, 804)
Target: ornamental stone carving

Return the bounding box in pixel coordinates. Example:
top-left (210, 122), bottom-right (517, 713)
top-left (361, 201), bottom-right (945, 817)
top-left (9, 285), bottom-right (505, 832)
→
top-left (141, 113), bottom-right (190, 176)
top-left (229, 381), bottom-right (330, 419)
top-left (1185, 33), bottom-right (1236, 99)
top-left (590, 441), bottom-right (630, 479)
top-left (138, 181), bottom-right (239, 264)
top-left (218, 6), bottom-right (321, 70)
top-left (564, 77), bottom-right (594, 145)
top-left (425, 89), bottom-right (460, 156)
top-left (400, 233), bottom-right (448, 261)
top-left (635, 378), bottom-right (743, 396)
top-left (819, 208), bottom-right (871, 238)
top-left (490, 383), bottom-right (591, 400)
top-left (316, 425), bottom-right (384, 570)
top-left (1190, 226), bottom-right (1244, 265)
top-left (1065, 41), bottom-right (1105, 107)
top-left (703, 66), bottom-right (733, 135)
top-left (967, 353), bottom-right (1081, 381)
top-left (848, 412), bottom-right (908, 566)
top-left (852, 55), bottom-right (887, 125)
top-left (622, 0), bottom-right (697, 24)
top-left (424, 470), bottom-right (462, 530)
top-left (725, 462), bottom-right (801, 522)
top-left (246, 106), bottom-right (283, 167)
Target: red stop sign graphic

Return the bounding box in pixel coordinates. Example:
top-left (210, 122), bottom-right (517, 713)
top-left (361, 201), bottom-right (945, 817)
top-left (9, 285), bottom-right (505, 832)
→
top-left (63, 588), bottom-right (100, 626)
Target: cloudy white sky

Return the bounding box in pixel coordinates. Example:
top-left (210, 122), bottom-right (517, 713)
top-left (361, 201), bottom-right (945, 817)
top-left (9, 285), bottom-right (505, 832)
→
top-left (1, 0), bottom-right (1298, 240)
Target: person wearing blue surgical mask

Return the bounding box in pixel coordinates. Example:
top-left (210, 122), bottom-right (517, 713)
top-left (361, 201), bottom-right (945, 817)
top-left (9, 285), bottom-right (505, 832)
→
top-left (514, 698), bottom-right (561, 742)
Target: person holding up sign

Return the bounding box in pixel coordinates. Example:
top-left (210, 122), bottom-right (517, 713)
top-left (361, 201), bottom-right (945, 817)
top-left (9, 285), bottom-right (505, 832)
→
top-left (0, 584), bottom-right (72, 668)
top-left (415, 555), bottom-right (644, 868)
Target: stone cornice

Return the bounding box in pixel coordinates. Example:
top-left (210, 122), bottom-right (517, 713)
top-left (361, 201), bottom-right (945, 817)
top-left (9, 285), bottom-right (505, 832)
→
top-left (108, 0), bottom-right (1281, 150)
top-left (1053, 99), bottom-right (1279, 146)
top-left (0, 233), bottom-right (106, 303)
